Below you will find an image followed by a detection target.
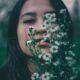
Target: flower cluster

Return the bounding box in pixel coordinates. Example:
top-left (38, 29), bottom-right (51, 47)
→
top-left (38, 53), bottom-right (52, 64)
top-left (25, 9), bottom-right (80, 80)
top-left (31, 72), bottom-right (54, 80)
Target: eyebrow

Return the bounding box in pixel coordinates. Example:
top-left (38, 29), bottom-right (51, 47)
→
top-left (21, 11), bottom-right (56, 18)
top-left (21, 12), bottom-right (36, 18)
top-left (44, 11), bottom-right (56, 14)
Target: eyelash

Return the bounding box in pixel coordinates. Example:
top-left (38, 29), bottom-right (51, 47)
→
top-left (23, 19), bottom-right (36, 25)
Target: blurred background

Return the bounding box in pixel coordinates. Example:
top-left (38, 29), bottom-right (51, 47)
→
top-left (0, 0), bottom-right (80, 67)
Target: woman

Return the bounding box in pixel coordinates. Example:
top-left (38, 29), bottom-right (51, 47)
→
top-left (0, 0), bottom-right (78, 80)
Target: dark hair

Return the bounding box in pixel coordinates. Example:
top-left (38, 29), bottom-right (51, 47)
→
top-left (7, 0), bottom-right (73, 80)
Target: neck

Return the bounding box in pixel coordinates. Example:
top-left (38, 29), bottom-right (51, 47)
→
top-left (27, 60), bottom-right (36, 74)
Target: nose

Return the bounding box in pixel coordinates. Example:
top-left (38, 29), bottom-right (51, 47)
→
top-left (33, 18), bottom-right (47, 40)
top-left (33, 18), bottom-right (46, 35)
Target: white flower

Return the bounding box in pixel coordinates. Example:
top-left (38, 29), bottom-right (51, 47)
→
top-left (65, 56), bottom-right (73, 61)
top-left (53, 60), bottom-right (60, 66)
top-left (56, 34), bottom-right (62, 38)
top-left (45, 13), bottom-right (52, 19)
top-left (70, 44), bottom-right (76, 48)
top-left (51, 24), bottom-right (58, 28)
top-left (68, 50), bottom-right (75, 57)
top-left (38, 54), bottom-right (43, 59)
top-left (43, 13), bottom-right (57, 23)
top-left (29, 25), bottom-right (34, 28)
top-left (26, 40), bottom-right (32, 45)
top-left (70, 76), bottom-right (76, 80)
top-left (51, 25), bottom-right (60, 32)
top-left (29, 26), bottom-right (34, 32)
top-left (31, 72), bottom-right (39, 80)
top-left (60, 9), bottom-right (66, 14)
top-left (42, 20), bottom-right (51, 29)
top-left (50, 45), bottom-right (59, 53)
top-left (51, 13), bottom-right (56, 17)
top-left (42, 23), bottom-right (47, 28)
top-left (49, 13), bottom-right (56, 22)
top-left (60, 24), bottom-right (65, 28)
top-left (41, 72), bottom-right (53, 80)
top-left (59, 32), bottom-right (67, 37)
top-left (43, 53), bottom-right (52, 60)
top-left (55, 41), bottom-right (61, 46)
top-left (51, 17), bottom-right (57, 22)
top-left (60, 71), bottom-right (64, 76)
top-left (42, 53), bottom-right (52, 64)
top-left (68, 59), bottom-right (76, 66)
top-left (49, 28), bottom-right (54, 33)
top-left (60, 41), bottom-right (69, 45)
top-left (42, 37), bottom-right (48, 42)
top-left (43, 33), bottom-right (50, 39)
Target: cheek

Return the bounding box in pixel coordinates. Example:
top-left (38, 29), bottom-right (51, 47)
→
top-left (17, 25), bottom-right (32, 55)
top-left (17, 26), bottom-right (26, 42)
top-left (17, 25), bottom-right (29, 43)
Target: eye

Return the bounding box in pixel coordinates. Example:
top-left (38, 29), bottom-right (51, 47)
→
top-left (23, 19), bottom-right (36, 25)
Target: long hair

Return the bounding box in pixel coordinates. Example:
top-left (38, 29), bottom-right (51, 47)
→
top-left (7, 0), bottom-right (73, 80)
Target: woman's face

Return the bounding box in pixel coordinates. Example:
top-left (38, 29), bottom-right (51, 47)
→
top-left (17, 0), bottom-right (55, 56)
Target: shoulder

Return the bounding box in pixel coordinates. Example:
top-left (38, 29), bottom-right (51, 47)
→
top-left (0, 64), bottom-right (9, 80)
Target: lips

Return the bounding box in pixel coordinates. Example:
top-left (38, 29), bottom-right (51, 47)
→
top-left (39, 41), bottom-right (48, 45)
top-left (37, 40), bottom-right (50, 48)
top-left (35, 34), bottom-right (50, 48)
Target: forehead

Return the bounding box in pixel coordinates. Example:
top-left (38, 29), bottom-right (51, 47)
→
top-left (20, 0), bottom-right (54, 16)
